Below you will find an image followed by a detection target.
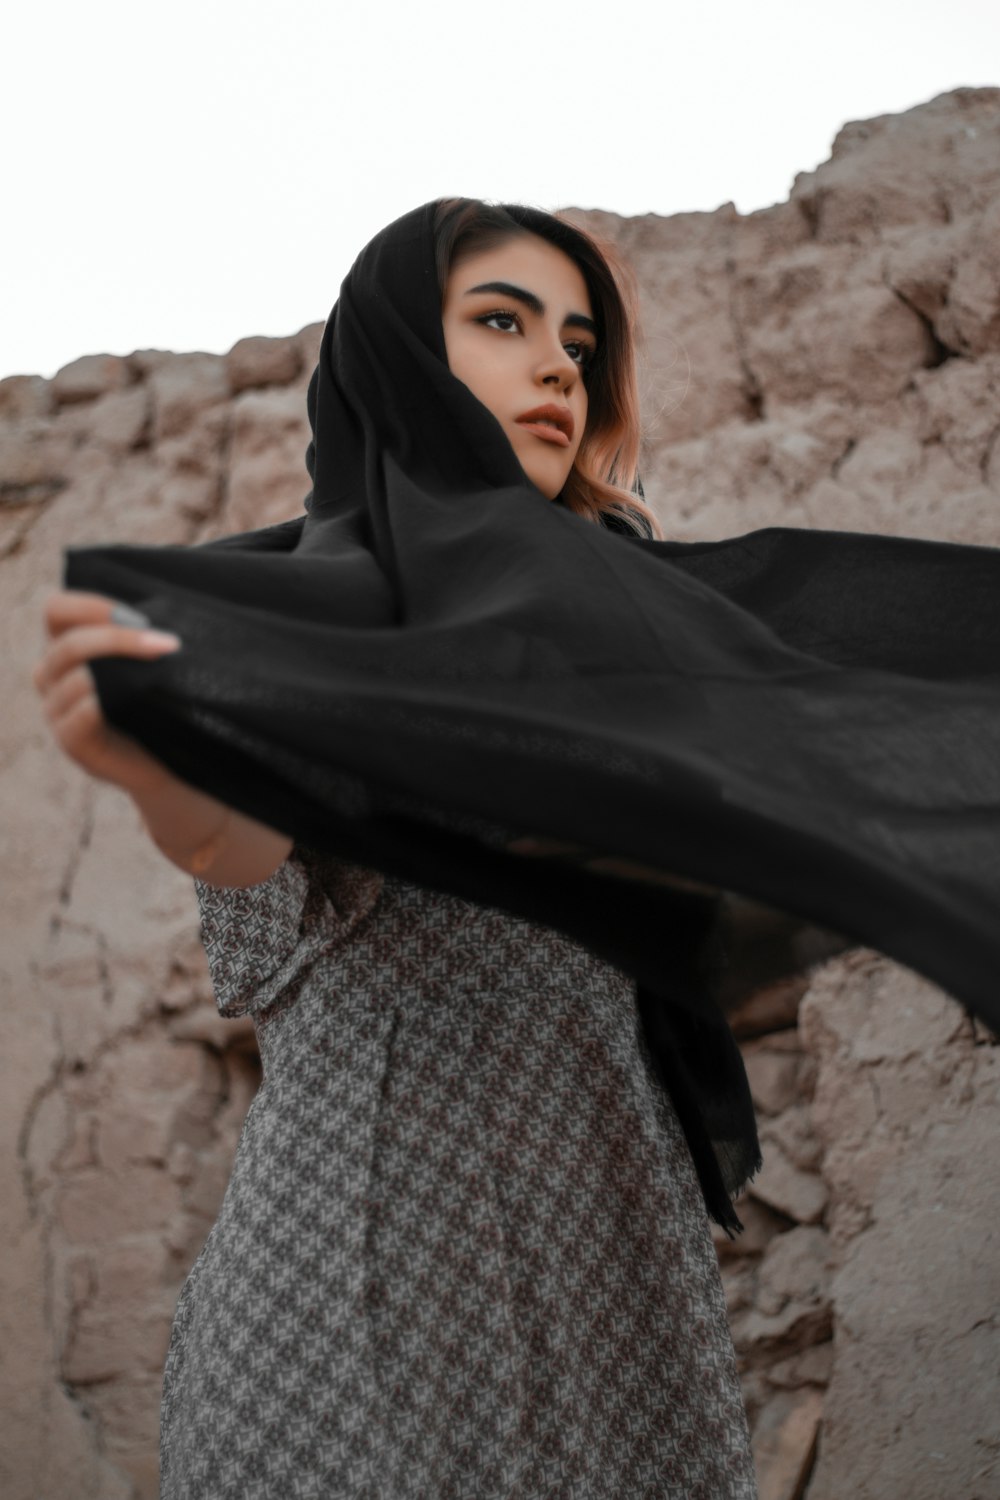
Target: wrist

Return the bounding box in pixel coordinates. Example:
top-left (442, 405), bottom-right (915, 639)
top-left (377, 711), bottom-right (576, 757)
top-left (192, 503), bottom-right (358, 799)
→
top-left (131, 773), bottom-right (234, 876)
top-left (151, 806), bottom-right (233, 876)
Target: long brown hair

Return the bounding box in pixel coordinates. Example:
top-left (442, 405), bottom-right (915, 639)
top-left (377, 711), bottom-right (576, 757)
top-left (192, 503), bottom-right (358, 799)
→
top-left (433, 198), bottom-right (663, 541)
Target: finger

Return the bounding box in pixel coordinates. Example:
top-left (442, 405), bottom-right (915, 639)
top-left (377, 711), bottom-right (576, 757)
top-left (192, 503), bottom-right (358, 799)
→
top-left (505, 838), bottom-right (594, 857)
top-left (50, 688), bottom-right (107, 767)
top-left (34, 621), bottom-right (181, 693)
top-left (41, 662), bottom-right (95, 723)
top-left (505, 836), bottom-right (721, 895)
top-left (582, 857), bottom-right (721, 895)
top-left (43, 590), bottom-right (129, 638)
top-left (582, 856), bottom-right (682, 886)
top-left (50, 682), bottom-right (147, 779)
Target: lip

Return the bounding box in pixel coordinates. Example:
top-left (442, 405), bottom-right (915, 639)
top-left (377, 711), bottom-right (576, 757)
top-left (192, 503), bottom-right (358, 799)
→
top-left (514, 403), bottom-right (574, 446)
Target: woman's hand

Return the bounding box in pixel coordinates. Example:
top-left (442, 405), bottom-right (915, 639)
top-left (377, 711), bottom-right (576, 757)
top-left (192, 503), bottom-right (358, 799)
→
top-left (504, 836), bottom-right (722, 896)
top-left (506, 836), bottom-right (855, 1001)
top-left (33, 590), bottom-right (183, 797)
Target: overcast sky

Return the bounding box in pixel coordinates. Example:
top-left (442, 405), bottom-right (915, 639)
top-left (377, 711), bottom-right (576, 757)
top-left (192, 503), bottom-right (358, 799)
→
top-left (3, 0), bottom-right (996, 382)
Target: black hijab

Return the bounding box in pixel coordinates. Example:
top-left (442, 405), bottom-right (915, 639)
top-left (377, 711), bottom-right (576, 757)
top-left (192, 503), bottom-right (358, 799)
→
top-left (64, 199), bottom-right (1000, 1237)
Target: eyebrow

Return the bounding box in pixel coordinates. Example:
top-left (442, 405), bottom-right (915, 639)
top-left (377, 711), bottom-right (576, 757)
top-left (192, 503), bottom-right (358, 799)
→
top-left (464, 280), bottom-right (598, 339)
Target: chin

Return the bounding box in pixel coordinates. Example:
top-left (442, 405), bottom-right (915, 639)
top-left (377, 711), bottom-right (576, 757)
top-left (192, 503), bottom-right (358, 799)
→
top-left (510, 431), bottom-right (575, 501)
top-left (525, 465), bottom-right (573, 502)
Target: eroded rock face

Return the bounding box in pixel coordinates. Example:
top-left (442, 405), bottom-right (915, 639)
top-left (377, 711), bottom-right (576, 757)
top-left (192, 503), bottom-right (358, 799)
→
top-left (2, 85), bottom-right (998, 1500)
top-left (567, 87), bottom-right (1000, 553)
top-left (796, 958), bottom-right (999, 1500)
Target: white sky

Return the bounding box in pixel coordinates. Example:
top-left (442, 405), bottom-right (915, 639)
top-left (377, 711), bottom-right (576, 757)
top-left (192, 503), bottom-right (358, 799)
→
top-left (3, 0), bottom-right (996, 383)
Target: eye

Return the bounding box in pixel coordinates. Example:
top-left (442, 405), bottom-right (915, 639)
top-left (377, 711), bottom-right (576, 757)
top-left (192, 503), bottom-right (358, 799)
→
top-left (564, 339), bottom-right (595, 370)
top-left (475, 308), bottom-right (522, 335)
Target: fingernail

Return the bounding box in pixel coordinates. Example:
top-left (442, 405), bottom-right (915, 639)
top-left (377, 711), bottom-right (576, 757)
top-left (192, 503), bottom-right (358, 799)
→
top-left (111, 603), bottom-right (152, 628)
top-left (140, 631), bottom-right (183, 650)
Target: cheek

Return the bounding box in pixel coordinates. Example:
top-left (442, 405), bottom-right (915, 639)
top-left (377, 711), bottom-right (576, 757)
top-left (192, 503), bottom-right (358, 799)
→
top-left (573, 394), bottom-right (589, 455)
top-left (447, 333), bottom-right (502, 406)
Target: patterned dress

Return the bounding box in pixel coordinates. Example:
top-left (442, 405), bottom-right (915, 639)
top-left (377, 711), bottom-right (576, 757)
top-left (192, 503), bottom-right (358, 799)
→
top-left (159, 842), bottom-right (758, 1499)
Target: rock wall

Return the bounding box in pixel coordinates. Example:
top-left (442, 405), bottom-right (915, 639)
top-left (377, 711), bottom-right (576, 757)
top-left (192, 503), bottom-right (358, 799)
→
top-left (2, 85), bottom-right (998, 1500)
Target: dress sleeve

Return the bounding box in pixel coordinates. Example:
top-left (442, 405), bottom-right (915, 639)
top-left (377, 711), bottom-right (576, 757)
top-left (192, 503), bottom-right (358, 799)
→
top-left (193, 842), bottom-right (384, 1018)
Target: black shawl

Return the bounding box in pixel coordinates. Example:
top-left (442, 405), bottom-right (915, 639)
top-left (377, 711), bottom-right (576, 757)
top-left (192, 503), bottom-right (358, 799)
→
top-left (63, 199), bottom-right (1000, 1237)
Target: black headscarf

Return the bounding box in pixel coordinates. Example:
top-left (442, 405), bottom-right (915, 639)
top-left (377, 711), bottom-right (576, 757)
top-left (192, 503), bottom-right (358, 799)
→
top-left (63, 199), bottom-right (1000, 1237)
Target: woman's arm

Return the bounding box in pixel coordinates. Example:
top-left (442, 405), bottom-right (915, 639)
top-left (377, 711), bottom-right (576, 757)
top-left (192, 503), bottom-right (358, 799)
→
top-left (130, 772), bottom-right (293, 888)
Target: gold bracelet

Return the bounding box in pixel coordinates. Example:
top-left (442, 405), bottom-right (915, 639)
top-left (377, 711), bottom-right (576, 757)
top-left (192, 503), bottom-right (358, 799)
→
top-left (155, 808), bottom-right (233, 876)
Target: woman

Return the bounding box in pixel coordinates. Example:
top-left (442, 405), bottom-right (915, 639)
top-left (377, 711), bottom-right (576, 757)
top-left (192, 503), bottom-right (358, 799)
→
top-left (35, 201), bottom-right (764, 1496)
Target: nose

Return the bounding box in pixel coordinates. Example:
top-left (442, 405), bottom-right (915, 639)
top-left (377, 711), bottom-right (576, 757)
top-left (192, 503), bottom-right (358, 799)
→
top-left (536, 333), bottom-right (580, 392)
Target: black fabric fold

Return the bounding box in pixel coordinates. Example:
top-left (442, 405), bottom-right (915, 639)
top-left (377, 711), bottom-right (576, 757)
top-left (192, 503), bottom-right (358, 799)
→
top-left (63, 199), bottom-right (1000, 1237)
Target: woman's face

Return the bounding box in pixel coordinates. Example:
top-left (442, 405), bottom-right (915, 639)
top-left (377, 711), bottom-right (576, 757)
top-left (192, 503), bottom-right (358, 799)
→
top-left (441, 232), bottom-right (596, 500)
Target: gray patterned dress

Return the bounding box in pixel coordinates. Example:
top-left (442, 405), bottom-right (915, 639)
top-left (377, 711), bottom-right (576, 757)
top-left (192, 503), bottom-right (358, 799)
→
top-left (159, 842), bottom-right (757, 1499)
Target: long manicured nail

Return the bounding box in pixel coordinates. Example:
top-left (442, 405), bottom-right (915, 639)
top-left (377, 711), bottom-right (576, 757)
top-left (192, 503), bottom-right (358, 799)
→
top-left (138, 631), bottom-right (183, 650)
top-left (111, 603), bottom-right (152, 628)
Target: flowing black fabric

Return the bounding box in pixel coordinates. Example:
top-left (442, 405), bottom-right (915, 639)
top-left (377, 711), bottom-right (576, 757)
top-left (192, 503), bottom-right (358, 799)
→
top-left (63, 199), bottom-right (1000, 1237)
